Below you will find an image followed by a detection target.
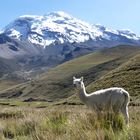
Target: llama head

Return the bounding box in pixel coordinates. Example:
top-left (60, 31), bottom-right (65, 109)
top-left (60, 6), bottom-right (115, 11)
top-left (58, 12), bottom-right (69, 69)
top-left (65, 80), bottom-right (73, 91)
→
top-left (73, 76), bottom-right (84, 89)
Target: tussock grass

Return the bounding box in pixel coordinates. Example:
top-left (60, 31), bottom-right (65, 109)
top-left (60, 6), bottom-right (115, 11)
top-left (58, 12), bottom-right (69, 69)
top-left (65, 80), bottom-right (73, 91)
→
top-left (0, 105), bottom-right (139, 140)
top-left (0, 111), bottom-right (23, 119)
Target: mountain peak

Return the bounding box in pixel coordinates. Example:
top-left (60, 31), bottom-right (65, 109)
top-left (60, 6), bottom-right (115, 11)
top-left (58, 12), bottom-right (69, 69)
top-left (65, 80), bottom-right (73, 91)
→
top-left (19, 11), bottom-right (72, 21)
top-left (47, 11), bottom-right (72, 19)
top-left (20, 15), bottom-right (40, 18)
top-left (1, 11), bottom-right (140, 47)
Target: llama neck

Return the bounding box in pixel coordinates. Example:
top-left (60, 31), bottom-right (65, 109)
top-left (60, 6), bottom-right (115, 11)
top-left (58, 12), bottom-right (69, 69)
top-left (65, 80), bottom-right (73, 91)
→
top-left (79, 82), bottom-right (88, 103)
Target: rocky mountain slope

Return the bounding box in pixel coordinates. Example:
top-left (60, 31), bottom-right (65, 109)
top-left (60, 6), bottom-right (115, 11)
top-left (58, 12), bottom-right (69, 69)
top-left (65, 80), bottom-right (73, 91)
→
top-left (0, 45), bottom-right (139, 102)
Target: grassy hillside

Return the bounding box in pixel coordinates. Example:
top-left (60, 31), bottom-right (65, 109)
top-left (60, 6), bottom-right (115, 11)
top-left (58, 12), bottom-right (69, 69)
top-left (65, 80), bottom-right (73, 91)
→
top-left (0, 80), bottom-right (22, 91)
top-left (0, 45), bottom-right (140, 102)
top-left (87, 53), bottom-right (140, 104)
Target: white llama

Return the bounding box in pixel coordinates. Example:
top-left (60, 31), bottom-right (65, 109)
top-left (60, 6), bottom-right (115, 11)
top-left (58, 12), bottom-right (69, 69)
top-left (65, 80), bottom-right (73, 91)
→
top-left (73, 76), bottom-right (130, 125)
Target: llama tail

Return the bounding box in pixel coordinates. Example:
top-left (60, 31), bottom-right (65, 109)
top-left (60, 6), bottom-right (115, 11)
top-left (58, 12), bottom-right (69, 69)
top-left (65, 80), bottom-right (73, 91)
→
top-left (122, 89), bottom-right (130, 107)
top-left (121, 89), bottom-right (130, 125)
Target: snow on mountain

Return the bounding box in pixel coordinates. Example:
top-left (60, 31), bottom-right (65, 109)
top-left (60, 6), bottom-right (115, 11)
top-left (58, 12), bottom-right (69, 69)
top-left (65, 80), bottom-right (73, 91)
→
top-left (117, 29), bottom-right (139, 40)
top-left (3, 11), bottom-right (101, 46)
top-left (1, 11), bottom-right (140, 53)
top-left (2, 11), bottom-right (139, 48)
top-left (94, 24), bottom-right (140, 40)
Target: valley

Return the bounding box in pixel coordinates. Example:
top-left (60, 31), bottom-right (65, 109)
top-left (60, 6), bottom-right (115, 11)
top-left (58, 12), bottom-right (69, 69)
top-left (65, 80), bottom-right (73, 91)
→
top-left (0, 45), bottom-right (140, 104)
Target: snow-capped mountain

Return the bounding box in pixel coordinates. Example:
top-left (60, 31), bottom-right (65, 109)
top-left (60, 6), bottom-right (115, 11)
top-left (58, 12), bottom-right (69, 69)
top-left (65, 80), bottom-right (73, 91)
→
top-left (0, 11), bottom-right (140, 80)
top-left (2, 11), bottom-right (140, 48)
top-left (2, 11), bottom-right (102, 47)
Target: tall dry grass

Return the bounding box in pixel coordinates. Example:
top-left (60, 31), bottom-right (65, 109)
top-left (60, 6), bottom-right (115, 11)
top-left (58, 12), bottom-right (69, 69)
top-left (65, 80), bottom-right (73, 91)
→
top-left (0, 105), bottom-right (139, 140)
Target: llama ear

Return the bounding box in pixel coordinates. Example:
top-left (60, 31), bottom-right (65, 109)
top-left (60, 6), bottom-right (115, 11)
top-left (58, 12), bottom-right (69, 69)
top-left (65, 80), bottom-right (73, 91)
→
top-left (81, 77), bottom-right (84, 81)
top-left (73, 76), bottom-right (76, 80)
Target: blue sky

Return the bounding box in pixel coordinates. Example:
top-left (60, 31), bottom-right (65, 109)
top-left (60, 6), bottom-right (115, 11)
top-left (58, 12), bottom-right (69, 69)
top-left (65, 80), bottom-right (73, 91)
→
top-left (0, 0), bottom-right (140, 35)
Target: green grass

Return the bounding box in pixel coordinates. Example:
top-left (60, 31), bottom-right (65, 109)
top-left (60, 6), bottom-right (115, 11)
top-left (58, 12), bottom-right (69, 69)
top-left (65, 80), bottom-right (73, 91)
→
top-left (0, 80), bottom-right (23, 92)
top-left (0, 105), bottom-right (139, 140)
top-left (0, 99), bottom-right (52, 108)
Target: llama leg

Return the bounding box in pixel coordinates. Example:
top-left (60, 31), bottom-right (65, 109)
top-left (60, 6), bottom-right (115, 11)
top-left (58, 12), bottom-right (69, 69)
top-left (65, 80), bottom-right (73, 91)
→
top-left (92, 106), bottom-right (101, 118)
top-left (125, 106), bottom-right (129, 125)
top-left (121, 106), bottom-right (129, 125)
top-left (96, 109), bottom-right (101, 118)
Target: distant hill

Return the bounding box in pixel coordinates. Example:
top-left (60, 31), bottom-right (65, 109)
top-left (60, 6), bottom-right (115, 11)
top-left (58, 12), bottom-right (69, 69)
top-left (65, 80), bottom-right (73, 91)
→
top-left (0, 45), bottom-right (139, 104)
